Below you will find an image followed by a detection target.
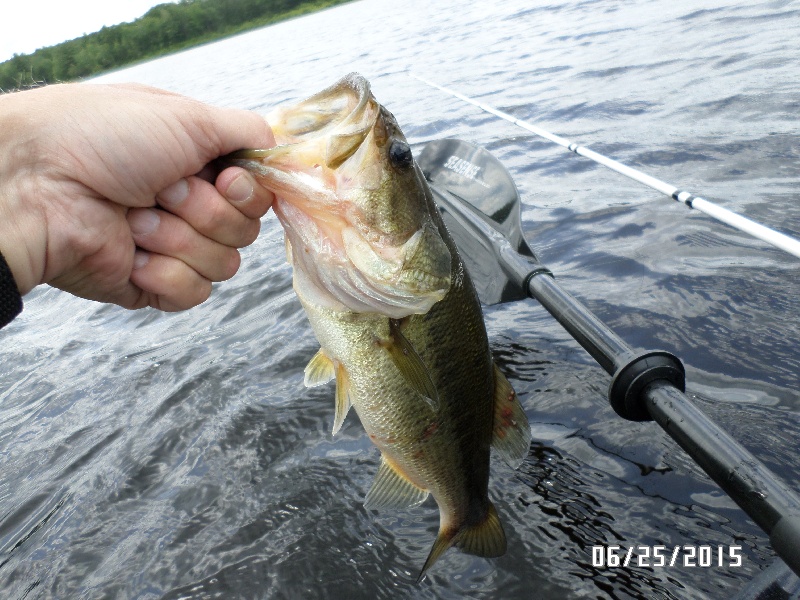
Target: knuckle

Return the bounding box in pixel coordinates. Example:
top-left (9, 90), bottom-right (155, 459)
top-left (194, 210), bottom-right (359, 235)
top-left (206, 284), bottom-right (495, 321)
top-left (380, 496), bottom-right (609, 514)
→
top-left (162, 267), bottom-right (212, 311)
top-left (240, 219), bottom-right (261, 247)
top-left (201, 193), bottom-right (229, 233)
top-left (171, 222), bottom-right (197, 256)
top-left (219, 249), bottom-right (241, 281)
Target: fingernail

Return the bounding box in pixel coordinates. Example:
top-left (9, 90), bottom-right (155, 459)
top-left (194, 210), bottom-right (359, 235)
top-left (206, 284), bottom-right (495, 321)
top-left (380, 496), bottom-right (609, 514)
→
top-left (158, 179), bottom-right (190, 207)
top-left (225, 174), bottom-right (253, 204)
top-left (133, 250), bottom-right (150, 270)
top-left (129, 209), bottom-right (160, 235)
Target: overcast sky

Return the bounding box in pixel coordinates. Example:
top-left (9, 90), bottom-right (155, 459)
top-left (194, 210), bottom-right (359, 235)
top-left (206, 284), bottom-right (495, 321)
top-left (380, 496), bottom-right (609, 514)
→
top-left (0, 0), bottom-right (178, 63)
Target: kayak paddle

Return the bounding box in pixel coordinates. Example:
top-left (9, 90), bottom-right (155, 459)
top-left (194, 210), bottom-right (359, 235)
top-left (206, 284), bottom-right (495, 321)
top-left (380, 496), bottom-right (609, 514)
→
top-left (417, 138), bottom-right (800, 577)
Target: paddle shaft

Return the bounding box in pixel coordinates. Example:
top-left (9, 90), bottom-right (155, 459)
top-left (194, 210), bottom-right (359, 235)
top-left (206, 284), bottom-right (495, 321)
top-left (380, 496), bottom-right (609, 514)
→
top-left (528, 271), bottom-right (800, 576)
top-left (411, 73), bottom-right (800, 261)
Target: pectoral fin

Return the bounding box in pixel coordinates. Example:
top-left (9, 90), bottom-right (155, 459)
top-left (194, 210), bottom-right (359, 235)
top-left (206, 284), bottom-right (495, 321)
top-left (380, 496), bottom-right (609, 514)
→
top-left (383, 319), bottom-right (439, 411)
top-left (491, 363), bottom-right (531, 466)
top-left (304, 349), bottom-right (335, 387)
top-left (364, 456), bottom-right (428, 510)
top-left (304, 350), bottom-right (351, 436)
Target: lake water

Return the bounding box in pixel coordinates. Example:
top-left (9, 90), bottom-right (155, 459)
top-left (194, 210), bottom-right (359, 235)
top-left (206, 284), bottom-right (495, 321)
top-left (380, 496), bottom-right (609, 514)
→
top-left (2, 0), bottom-right (799, 598)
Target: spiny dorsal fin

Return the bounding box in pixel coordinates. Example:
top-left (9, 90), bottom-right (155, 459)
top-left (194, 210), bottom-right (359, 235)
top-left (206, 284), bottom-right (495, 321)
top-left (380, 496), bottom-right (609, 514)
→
top-left (383, 319), bottom-right (439, 411)
top-left (454, 502), bottom-right (507, 558)
top-left (304, 349), bottom-right (335, 387)
top-left (491, 362), bottom-right (531, 467)
top-left (332, 364), bottom-right (352, 436)
top-left (364, 456), bottom-right (428, 510)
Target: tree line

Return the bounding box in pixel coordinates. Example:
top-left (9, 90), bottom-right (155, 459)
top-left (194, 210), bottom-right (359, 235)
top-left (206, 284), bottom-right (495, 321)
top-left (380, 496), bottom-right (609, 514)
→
top-left (0, 0), bottom-right (350, 91)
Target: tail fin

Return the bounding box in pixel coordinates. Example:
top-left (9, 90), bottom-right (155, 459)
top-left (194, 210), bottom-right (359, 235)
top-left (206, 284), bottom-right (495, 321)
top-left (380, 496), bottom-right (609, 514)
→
top-left (417, 503), bottom-right (507, 581)
top-left (417, 529), bottom-right (458, 582)
top-left (456, 503), bottom-right (507, 558)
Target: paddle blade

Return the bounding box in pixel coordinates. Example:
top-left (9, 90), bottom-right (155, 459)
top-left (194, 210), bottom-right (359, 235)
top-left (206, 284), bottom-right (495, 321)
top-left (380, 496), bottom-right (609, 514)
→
top-left (418, 139), bottom-right (544, 305)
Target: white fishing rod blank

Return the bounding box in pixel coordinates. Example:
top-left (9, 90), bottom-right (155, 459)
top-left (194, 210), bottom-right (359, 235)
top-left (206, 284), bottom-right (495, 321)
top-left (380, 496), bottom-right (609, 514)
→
top-left (410, 73), bottom-right (800, 261)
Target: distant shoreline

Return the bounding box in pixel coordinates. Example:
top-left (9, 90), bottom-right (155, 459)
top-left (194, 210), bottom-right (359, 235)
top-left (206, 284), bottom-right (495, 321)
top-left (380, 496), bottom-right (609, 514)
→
top-left (0, 0), bottom-right (354, 92)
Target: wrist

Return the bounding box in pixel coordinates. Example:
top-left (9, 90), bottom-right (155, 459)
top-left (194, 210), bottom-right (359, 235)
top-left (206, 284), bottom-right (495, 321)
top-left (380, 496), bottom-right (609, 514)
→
top-left (0, 90), bottom-right (49, 295)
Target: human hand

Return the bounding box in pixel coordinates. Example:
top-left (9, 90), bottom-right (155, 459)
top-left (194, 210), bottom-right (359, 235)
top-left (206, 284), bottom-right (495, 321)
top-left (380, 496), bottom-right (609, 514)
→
top-left (0, 82), bottom-right (275, 311)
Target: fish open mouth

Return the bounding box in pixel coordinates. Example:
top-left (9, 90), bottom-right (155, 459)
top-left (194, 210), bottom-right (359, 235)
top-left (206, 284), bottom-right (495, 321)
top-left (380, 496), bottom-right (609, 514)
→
top-left (227, 72), bottom-right (453, 316)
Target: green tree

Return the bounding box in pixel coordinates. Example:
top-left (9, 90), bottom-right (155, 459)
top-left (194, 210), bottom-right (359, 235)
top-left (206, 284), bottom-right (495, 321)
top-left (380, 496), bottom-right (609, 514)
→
top-left (0, 0), bottom-right (352, 91)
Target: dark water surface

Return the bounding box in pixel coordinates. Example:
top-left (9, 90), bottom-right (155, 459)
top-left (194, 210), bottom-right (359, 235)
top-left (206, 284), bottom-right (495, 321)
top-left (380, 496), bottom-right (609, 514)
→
top-left (2, 1), bottom-right (799, 598)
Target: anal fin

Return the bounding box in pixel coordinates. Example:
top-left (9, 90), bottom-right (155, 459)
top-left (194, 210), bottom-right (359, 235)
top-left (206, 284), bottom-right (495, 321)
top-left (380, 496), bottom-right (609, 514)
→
top-left (364, 456), bottom-right (428, 510)
top-left (491, 362), bottom-right (532, 466)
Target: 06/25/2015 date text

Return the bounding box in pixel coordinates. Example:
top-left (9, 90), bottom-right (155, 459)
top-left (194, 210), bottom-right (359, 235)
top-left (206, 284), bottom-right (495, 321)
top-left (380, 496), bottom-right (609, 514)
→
top-left (591, 545), bottom-right (743, 569)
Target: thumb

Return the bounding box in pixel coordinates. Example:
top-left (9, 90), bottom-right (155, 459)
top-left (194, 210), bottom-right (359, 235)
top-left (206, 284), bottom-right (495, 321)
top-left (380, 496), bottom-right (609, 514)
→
top-left (193, 104), bottom-right (276, 161)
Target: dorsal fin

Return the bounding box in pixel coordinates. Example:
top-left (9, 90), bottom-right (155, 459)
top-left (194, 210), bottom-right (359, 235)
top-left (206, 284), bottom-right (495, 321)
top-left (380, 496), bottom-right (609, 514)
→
top-left (364, 455), bottom-right (428, 510)
top-left (491, 362), bottom-right (531, 466)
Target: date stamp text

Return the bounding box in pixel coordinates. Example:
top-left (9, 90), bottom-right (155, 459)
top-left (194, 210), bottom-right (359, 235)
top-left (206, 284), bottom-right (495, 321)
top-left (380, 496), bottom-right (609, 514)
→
top-left (592, 545), bottom-right (742, 569)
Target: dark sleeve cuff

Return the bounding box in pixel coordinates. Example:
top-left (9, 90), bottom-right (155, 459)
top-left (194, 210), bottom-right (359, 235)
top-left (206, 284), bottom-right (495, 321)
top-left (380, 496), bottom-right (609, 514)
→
top-left (0, 250), bottom-right (23, 328)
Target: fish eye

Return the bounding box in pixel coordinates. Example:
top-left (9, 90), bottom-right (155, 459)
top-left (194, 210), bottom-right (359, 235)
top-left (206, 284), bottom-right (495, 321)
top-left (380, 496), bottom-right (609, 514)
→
top-left (388, 139), bottom-right (414, 170)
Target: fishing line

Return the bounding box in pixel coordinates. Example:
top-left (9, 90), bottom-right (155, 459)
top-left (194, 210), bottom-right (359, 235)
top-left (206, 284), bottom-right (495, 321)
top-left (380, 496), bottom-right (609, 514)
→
top-left (410, 73), bottom-right (800, 261)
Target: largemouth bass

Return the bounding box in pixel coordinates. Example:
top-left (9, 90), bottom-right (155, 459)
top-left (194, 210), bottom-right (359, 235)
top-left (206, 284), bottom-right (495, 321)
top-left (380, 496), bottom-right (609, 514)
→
top-left (228, 73), bottom-right (531, 578)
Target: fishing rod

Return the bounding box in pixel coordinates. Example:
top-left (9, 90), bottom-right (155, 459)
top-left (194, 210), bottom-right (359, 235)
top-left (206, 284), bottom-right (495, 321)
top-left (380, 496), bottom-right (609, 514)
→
top-left (410, 73), bottom-right (800, 261)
